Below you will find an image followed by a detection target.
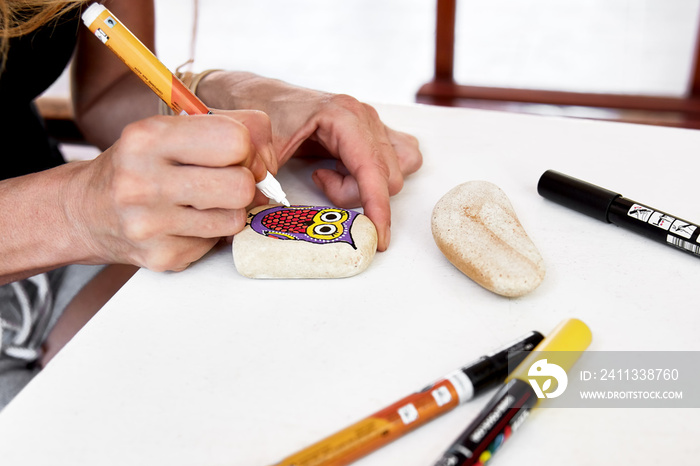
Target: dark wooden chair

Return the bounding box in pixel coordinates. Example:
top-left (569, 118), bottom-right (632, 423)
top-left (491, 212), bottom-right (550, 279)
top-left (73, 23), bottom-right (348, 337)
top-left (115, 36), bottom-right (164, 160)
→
top-left (417, 0), bottom-right (700, 129)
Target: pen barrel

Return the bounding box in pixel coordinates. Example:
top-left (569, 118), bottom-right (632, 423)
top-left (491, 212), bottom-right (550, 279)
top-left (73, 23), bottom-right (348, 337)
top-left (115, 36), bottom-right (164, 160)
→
top-left (537, 169), bottom-right (620, 223)
top-left (538, 170), bottom-right (700, 258)
top-left (608, 197), bottom-right (700, 257)
top-left (83, 6), bottom-right (209, 115)
top-left (272, 378), bottom-right (463, 466)
top-left (433, 379), bottom-right (537, 466)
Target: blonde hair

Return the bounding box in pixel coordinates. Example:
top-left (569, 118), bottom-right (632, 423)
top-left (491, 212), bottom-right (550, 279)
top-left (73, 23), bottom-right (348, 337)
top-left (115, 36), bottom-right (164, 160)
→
top-left (0, 0), bottom-right (88, 68)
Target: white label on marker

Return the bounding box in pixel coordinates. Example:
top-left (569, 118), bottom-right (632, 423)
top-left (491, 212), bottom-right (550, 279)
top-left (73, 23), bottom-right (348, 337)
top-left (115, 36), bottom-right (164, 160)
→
top-left (445, 370), bottom-right (475, 404)
top-left (397, 403), bottom-right (419, 425)
top-left (94, 28), bottom-right (109, 44)
top-left (431, 386), bottom-right (453, 407)
top-left (627, 203), bottom-right (654, 222)
top-left (670, 220), bottom-right (697, 240)
top-left (648, 212), bottom-right (675, 230)
top-left (667, 235), bottom-right (700, 255)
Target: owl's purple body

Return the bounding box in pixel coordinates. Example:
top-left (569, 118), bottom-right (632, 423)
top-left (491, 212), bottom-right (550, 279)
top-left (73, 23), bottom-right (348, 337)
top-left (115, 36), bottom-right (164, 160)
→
top-left (249, 205), bottom-right (359, 249)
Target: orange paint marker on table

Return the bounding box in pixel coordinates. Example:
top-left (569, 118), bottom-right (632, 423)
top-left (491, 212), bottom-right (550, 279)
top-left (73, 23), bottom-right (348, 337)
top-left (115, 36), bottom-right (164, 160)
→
top-left (81, 3), bottom-right (290, 206)
top-left (270, 331), bottom-right (544, 466)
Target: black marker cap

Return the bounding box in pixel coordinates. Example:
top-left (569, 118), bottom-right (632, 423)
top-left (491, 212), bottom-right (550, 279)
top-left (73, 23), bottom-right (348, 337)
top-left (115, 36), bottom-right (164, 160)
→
top-left (537, 170), bottom-right (621, 223)
top-left (462, 331), bottom-right (544, 396)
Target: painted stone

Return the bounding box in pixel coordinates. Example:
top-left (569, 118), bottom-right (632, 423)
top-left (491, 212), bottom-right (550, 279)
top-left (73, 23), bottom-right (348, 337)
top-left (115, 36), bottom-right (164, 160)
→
top-left (233, 204), bottom-right (377, 278)
top-left (431, 181), bottom-right (545, 297)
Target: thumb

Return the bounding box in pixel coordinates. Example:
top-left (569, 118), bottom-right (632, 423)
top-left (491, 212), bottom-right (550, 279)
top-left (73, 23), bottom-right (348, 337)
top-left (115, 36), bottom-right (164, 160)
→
top-left (212, 109), bottom-right (279, 178)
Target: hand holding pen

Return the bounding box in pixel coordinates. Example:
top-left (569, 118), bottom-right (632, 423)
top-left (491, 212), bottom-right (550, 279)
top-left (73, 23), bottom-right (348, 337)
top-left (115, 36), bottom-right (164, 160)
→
top-left (81, 4), bottom-right (289, 208)
top-left (197, 71), bottom-right (423, 252)
top-left (65, 109), bottom-right (274, 272)
top-left (81, 3), bottom-right (422, 252)
top-left (58, 4), bottom-right (294, 272)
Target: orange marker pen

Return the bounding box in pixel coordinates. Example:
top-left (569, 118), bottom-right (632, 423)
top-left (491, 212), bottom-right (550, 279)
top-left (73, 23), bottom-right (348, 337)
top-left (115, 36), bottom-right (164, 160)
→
top-left (271, 331), bottom-right (544, 466)
top-left (81, 3), bottom-right (290, 206)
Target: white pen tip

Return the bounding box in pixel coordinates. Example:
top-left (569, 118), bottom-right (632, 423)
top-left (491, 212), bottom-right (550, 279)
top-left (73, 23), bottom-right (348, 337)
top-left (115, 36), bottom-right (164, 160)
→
top-left (256, 171), bottom-right (290, 207)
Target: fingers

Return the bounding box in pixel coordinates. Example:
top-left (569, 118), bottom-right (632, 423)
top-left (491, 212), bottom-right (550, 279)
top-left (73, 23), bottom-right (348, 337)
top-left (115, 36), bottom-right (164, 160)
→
top-left (130, 236), bottom-right (220, 273)
top-left (385, 126), bottom-right (423, 176)
top-left (119, 114), bottom-right (253, 168)
top-left (162, 165), bottom-right (256, 210)
top-left (113, 205), bottom-right (248, 272)
top-left (309, 95), bottom-right (421, 251)
top-left (187, 73), bottom-right (423, 253)
top-left (87, 112), bottom-right (277, 272)
top-left (212, 109), bottom-right (278, 181)
top-left (121, 112), bottom-right (276, 182)
top-left (311, 168), bottom-right (357, 206)
top-left (312, 165), bottom-right (392, 251)
top-left (119, 206), bottom-right (249, 242)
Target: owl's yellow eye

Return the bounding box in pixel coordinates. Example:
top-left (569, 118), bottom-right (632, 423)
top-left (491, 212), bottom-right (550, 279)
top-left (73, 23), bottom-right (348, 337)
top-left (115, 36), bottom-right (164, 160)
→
top-left (313, 224), bottom-right (338, 236)
top-left (320, 211), bottom-right (343, 222)
top-left (307, 208), bottom-right (349, 240)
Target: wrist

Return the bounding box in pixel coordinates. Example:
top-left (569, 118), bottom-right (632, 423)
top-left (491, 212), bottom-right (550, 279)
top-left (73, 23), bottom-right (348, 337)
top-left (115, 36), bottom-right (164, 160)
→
top-left (0, 162), bottom-right (103, 282)
top-left (196, 70), bottom-right (309, 112)
top-left (59, 160), bottom-right (106, 265)
top-left (196, 70), bottom-right (252, 109)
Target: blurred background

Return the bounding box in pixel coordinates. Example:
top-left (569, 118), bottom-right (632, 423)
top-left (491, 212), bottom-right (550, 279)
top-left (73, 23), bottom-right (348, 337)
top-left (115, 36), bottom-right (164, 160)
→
top-left (154, 0), bottom-right (700, 102)
top-left (42, 0), bottom-right (700, 157)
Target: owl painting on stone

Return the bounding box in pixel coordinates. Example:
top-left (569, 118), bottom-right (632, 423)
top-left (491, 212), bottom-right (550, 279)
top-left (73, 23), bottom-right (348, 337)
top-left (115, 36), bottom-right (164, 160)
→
top-left (247, 205), bottom-right (360, 249)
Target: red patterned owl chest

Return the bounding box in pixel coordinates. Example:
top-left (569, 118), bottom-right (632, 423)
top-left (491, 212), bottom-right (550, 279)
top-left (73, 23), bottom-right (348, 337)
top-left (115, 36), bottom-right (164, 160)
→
top-left (261, 208), bottom-right (320, 233)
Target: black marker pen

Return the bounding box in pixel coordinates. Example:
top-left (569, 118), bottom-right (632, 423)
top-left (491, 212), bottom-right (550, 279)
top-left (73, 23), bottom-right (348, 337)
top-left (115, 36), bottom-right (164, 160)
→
top-left (538, 170), bottom-right (700, 258)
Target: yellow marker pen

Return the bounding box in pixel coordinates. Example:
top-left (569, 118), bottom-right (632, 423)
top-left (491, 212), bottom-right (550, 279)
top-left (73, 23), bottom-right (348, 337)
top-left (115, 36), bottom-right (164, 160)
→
top-left (81, 3), bottom-right (290, 206)
top-left (433, 318), bottom-right (593, 466)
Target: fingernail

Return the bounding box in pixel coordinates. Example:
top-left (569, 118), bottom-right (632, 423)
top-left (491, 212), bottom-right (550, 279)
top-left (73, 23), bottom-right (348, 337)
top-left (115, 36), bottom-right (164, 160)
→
top-left (379, 229), bottom-right (390, 251)
top-left (267, 142), bottom-right (278, 172)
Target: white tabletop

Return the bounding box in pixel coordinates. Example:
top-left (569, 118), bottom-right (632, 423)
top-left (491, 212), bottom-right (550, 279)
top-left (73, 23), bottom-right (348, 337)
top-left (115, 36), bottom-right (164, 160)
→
top-left (0, 103), bottom-right (698, 465)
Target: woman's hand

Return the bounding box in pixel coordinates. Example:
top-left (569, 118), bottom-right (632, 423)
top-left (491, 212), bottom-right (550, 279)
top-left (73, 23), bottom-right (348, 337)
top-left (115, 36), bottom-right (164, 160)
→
top-left (70, 110), bottom-right (273, 272)
top-left (197, 72), bottom-right (423, 251)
